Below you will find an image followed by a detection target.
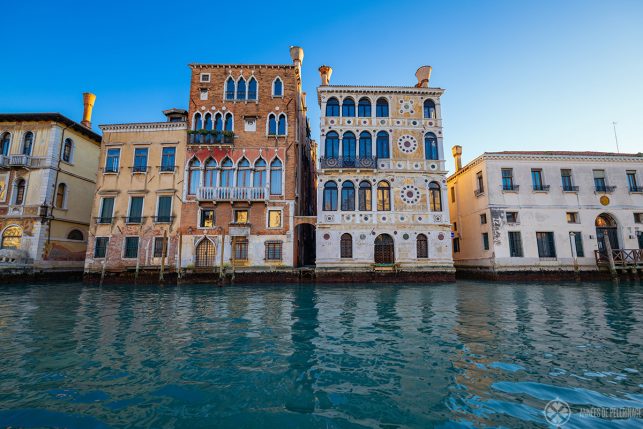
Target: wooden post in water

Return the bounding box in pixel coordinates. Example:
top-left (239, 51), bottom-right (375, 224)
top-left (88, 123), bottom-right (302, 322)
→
top-left (605, 237), bottom-right (618, 280)
top-left (219, 229), bottom-right (226, 281)
top-left (177, 232), bottom-right (182, 280)
top-left (100, 259), bottom-right (106, 286)
top-left (159, 229), bottom-right (167, 283)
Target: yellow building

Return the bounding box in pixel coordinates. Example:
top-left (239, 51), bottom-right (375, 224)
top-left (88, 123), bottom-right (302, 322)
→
top-left (84, 109), bottom-right (187, 278)
top-left (0, 94), bottom-right (101, 274)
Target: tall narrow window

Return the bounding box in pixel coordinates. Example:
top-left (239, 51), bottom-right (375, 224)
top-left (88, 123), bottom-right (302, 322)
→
top-left (188, 159), bottom-right (201, 195)
top-left (429, 181), bottom-right (442, 211)
top-left (593, 170), bottom-right (606, 191)
top-left (340, 233), bottom-right (353, 258)
top-left (531, 169), bottom-right (544, 191)
top-left (236, 158), bottom-right (251, 187)
top-left (424, 99), bottom-right (436, 118)
top-left (572, 232), bottom-right (585, 257)
top-left (359, 132), bottom-right (372, 158)
top-left (234, 237), bottom-right (249, 260)
top-left (14, 179), bottom-right (26, 205)
top-left (268, 114), bottom-right (277, 135)
top-left (105, 148), bottom-right (120, 173)
top-left (224, 113), bottom-right (233, 131)
top-left (127, 196), bottom-right (144, 223)
top-left (377, 181), bottom-right (391, 211)
top-left (536, 232), bottom-right (556, 258)
top-left (376, 131), bottom-right (389, 159)
top-left (236, 77), bottom-right (246, 100)
top-left (325, 131), bottom-right (339, 158)
top-left (204, 158), bottom-right (217, 187)
top-left (627, 170), bottom-right (639, 192)
top-left (225, 77), bottom-right (235, 100)
top-left (22, 132), bottom-right (34, 156)
top-left (476, 171), bottom-right (484, 194)
top-left (424, 132), bottom-right (438, 160)
top-left (214, 113), bottom-right (223, 132)
top-left (253, 158), bottom-right (267, 187)
top-left (502, 168), bottom-right (514, 190)
top-left (99, 197), bottom-right (114, 223)
top-left (156, 196), bottom-right (172, 223)
top-left (124, 237), bottom-right (139, 259)
top-left (55, 183), bottom-right (66, 208)
top-left (248, 77), bottom-right (257, 100)
top-left (358, 181), bottom-right (372, 211)
top-left (265, 241), bottom-right (283, 261)
top-left (277, 114), bottom-right (287, 135)
top-left (0, 132), bottom-right (10, 156)
top-left (342, 132), bottom-right (356, 160)
top-left (376, 98), bottom-right (389, 117)
top-left (342, 98), bottom-right (355, 117)
top-left (204, 113), bottom-right (213, 130)
top-left (94, 237), bottom-right (108, 258)
top-left (417, 234), bottom-right (428, 258)
top-left (358, 98), bottom-right (371, 117)
top-left (133, 148), bottom-right (148, 173)
top-left (561, 169), bottom-right (573, 191)
top-left (161, 147), bottom-right (176, 172)
top-left (220, 158), bottom-right (233, 187)
top-left (482, 233), bottom-right (490, 251)
top-left (193, 112), bottom-right (202, 130)
top-left (153, 237), bottom-right (168, 258)
top-left (273, 77), bottom-right (283, 97)
top-left (270, 159), bottom-right (283, 195)
top-left (326, 98), bottom-right (339, 117)
top-left (508, 231), bottom-right (523, 257)
top-left (323, 181), bottom-right (338, 211)
top-left (341, 181), bottom-right (355, 211)
top-left (62, 138), bottom-right (73, 163)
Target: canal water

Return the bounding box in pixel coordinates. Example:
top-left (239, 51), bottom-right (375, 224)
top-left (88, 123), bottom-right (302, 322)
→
top-left (0, 281), bottom-right (641, 428)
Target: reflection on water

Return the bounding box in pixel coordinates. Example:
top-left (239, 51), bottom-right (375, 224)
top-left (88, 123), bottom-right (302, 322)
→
top-left (0, 281), bottom-right (642, 428)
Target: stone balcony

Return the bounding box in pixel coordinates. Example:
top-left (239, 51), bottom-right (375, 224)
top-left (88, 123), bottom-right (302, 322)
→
top-left (319, 156), bottom-right (377, 170)
top-left (197, 186), bottom-right (268, 202)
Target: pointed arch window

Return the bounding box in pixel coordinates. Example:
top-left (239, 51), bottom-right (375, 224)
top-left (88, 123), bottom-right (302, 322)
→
top-left (270, 159), bottom-right (283, 195)
top-left (340, 233), bottom-right (353, 258)
top-left (326, 97), bottom-right (340, 117)
top-left (236, 158), bottom-right (252, 187)
top-left (342, 132), bottom-right (356, 160)
top-left (236, 77), bottom-right (246, 100)
top-left (225, 77), bottom-right (235, 100)
top-left (358, 98), bottom-right (371, 117)
top-left (22, 132), bottom-right (34, 156)
top-left (325, 131), bottom-right (339, 158)
top-left (323, 181), bottom-right (338, 211)
top-left (220, 158), bottom-right (234, 187)
top-left (342, 98), bottom-right (355, 117)
top-left (341, 181), bottom-right (355, 211)
top-left (273, 77), bottom-right (283, 97)
top-left (204, 158), bottom-right (217, 187)
top-left (417, 234), bottom-right (428, 258)
top-left (224, 113), bottom-right (233, 131)
top-left (424, 99), bottom-right (436, 119)
top-left (204, 113), bottom-right (213, 131)
top-left (14, 178), bottom-right (26, 205)
top-left (62, 138), bottom-right (73, 163)
top-left (193, 113), bottom-right (202, 130)
top-left (376, 131), bottom-right (390, 159)
top-left (1, 132), bottom-right (10, 156)
top-left (188, 159), bottom-right (201, 195)
top-left (377, 181), bottom-right (391, 211)
top-left (425, 132), bottom-right (439, 160)
top-left (268, 114), bottom-right (277, 135)
top-left (277, 114), bottom-right (287, 135)
top-left (253, 158), bottom-right (267, 187)
top-left (429, 181), bottom-right (442, 211)
top-left (214, 113), bottom-right (223, 131)
top-left (376, 98), bottom-right (389, 117)
top-left (55, 183), bottom-right (66, 208)
top-left (248, 77), bottom-right (257, 100)
top-left (359, 131), bottom-right (372, 158)
top-left (358, 181), bottom-right (372, 211)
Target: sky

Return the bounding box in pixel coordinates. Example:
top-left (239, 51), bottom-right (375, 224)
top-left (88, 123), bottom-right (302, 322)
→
top-left (1, 0), bottom-right (642, 172)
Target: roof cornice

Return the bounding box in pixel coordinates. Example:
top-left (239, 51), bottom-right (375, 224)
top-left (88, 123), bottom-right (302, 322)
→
top-left (100, 121), bottom-right (187, 133)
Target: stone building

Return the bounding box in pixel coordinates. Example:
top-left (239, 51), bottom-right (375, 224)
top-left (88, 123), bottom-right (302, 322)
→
top-left (83, 109), bottom-right (187, 277)
top-left (0, 94), bottom-right (101, 274)
top-left (447, 149), bottom-right (643, 277)
top-left (315, 65), bottom-right (454, 276)
top-left (179, 47), bottom-right (315, 274)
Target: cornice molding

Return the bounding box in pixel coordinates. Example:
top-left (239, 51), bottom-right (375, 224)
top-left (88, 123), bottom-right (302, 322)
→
top-left (100, 122), bottom-right (187, 133)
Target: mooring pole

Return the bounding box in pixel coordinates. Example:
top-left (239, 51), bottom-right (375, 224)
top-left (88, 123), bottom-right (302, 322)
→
top-left (605, 236), bottom-right (618, 281)
top-left (159, 229), bottom-right (167, 283)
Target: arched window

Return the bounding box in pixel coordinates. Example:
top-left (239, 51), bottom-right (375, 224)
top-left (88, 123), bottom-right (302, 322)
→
top-left (341, 181), bottom-right (355, 211)
top-left (55, 183), bottom-right (66, 208)
top-left (376, 131), bottom-right (390, 159)
top-left (358, 181), bottom-right (372, 211)
top-left (204, 113), bottom-right (213, 131)
top-left (62, 138), bottom-right (73, 163)
top-left (0, 132), bottom-right (10, 156)
top-left (326, 97), bottom-right (340, 117)
top-left (273, 77), bottom-right (283, 97)
top-left (342, 98), bottom-right (355, 117)
top-left (323, 181), bottom-right (338, 211)
top-left (270, 159), bottom-right (283, 195)
top-left (340, 233), bottom-right (353, 258)
top-left (204, 158), bottom-right (217, 187)
top-left (14, 178), bottom-right (26, 205)
top-left (225, 77), bottom-right (235, 100)
top-left (214, 113), bottom-right (223, 131)
top-left (236, 77), bottom-right (246, 100)
top-left (377, 181), bottom-right (391, 211)
top-left (188, 159), bottom-right (201, 195)
top-left (253, 158), bottom-right (267, 187)
top-left (376, 98), bottom-right (389, 117)
top-left (424, 132), bottom-right (439, 160)
top-left (67, 229), bottom-right (84, 241)
top-left (417, 234), bottom-right (428, 258)
top-left (224, 113), bottom-right (233, 131)
top-left (220, 158), bottom-right (234, 187)
top-left (1, 226), bottom-right (22, 249)
top-left (22, 132), bottom-right (34, 156)
top-left (248, 77), bottom-right (257, 100)
top-left (236, 158), bottom-right (252, 187)
top-left (424, 99), bottom-right (436, 119)
top-left (359, 131), bottom-right (372, 158)
top-left (193, 112), bottom-right (202, 130)
top-left (429, 181), bottom-right (442, 211)
top-left (277, 114), bottom-right (287, 135)
top-left (268, 114), bottom-right (277, 135)
top-left (342, 132), bottom-right (356, 160)
top-left (325, 131), bottom-right (339, 158)
top-left (358, 98), bottom-right (371, 117)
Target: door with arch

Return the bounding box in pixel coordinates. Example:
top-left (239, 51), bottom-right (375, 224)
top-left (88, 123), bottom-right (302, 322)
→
top-left (595, 213), bottom-right (619, 254)
top-left (374, 234), bottom-right (395, 264)
top-left (195, 239), bottom-right (216, 268)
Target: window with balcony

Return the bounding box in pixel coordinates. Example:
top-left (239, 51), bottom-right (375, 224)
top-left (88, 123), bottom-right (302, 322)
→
top-left (236, 158), bottom-right (251, 187)
top-left (22, 132), bottom-right (33, 156)
top-left (561, 169), bottom-right (575, 191)
top-left (627, 170), bottom-right (640, 192)
top-left (123, 237), bottom-right (139, 259)
top-left (502, 168), bottom-right (515, 190)
top-left (224, 113), bottom-right (233, 131)
top-left (325, 132), bottom-right (339, 158)
top-left (340, 233), bottom-right (353, 258)
top-left (424, 132), bottom-right (438, 160)
top-left (326, 98), bottom-right (339, 117)
top-left (94, 237), bottom-right (108, 258)
top-left (593, 169), bottom-right (609, 192)
top-left (273, 77), bottom-right (283, 97)
top-left (204, 113), bottom-right (213, 130)
top-left (508, 232), bottom-right (523, 257)
top-left (200, 209), bottom-right (215, 228)
top-left (536, 232), bottom-right (556, 258)
top-left (358, 132), bottom-right (372, 158)
top-left (323, 181), bottom-right (338, 211)
top-left (193, 112), bottom-right (202, 130)
top-left (270, 159), bottom-right (283, 195)
top-left (265, 241), bottom-right (283, 261)
top-left (341, 181), bottom-right (355, 211)
top-left (377, 181), bottom-right (391, 211)
top-left (417, 234), bottom-right (428, 258)
top-left (358, 181), bottom-right (372, 211)
top-left (358, 98), bottom-right (371, 117)
top-left (105, 148), bottom-right (120, 173)
top-left (429, 181), bottom-right (442, 211)
top-left (220, 158), bottom-right (233, 187)
top-left (202, 158), bottom-right (217, 187)
top-left (0, 132), bottom-right (10, 155)
top-left (236, 77), bottom-right (246, 100)
top-left (133, 148), bottom-right (148, 173)
top-left (376, 131), bottom-right (389, 159)
top-left (188, 159), bottom-right (201, 195)
top-left (161, 147), bottom-right (176, 172)
top-left (127, 196), bottom-right (144, 223)
top-left (248, 77), bottom-right (257, 100)
top-left (156, 196), bottom-right (172, 223)
top-left (342, 132), bottom-right (356, 161)
top-left (423, 99), bottom-right (436, 119)
top-left (253, 158), bottom-right (267, 187)
top-left (531, 169), bottom-right (547, 191)
top-left (376, 98), bottom-right (389, 117)
top-left (342, 98), bottom-right (355, 117)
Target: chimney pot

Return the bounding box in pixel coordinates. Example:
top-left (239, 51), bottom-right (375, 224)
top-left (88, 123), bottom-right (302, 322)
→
top-left (452, 145), bottom-right (463, 172)
top-left (289, 46), bottom-right (304, 67)
top-left (318, 65), bottom-right (332, 86)
top-left (81, 92), bottom-right (96, 129)
top-left (415, 65), bottom-right (432, 88)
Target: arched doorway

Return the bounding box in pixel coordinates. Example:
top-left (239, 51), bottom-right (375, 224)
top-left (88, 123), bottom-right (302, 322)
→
top-left (1, 225), bottom-right (22, 249)
top-left (195, 239), bottom-right (216, 268)
top-left (595, 213), bottom-right (619, 253)
top-left (374, 234), bottom-right (395, 264)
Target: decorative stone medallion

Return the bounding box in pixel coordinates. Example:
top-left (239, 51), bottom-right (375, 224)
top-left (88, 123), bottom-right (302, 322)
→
top-left (398, 99), bottom-right (415, 115)
top-left (400, 185), bottom-right (420, 205)
top-left (397, 135), bottom-right (418, 154)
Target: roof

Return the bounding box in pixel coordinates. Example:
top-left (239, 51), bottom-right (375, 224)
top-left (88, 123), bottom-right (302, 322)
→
top-left (0, 113), bottom-right (101, 142)
top-left (189, 64), bottom-right (294, 69)
top-left (487, 150), bottom-right (642, 157)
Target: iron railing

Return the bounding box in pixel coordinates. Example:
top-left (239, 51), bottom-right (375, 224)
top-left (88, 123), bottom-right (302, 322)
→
top-left (197, 186), bottom-right (267, 201)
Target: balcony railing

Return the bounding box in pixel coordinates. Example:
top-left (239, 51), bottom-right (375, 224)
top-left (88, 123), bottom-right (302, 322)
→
top-left (474, 188), bottom-right (485, 197)
top-left (595, 185), bottom-right (616, 193)
top-left (532, 184), bottom-right (550, 192)
top-left (188, 133), bottom-right (234, 145)
top-left (562, 185), bottom-right (579, 192)
top-left (9, 155), bottom-right (32, 167)
top-left (197, 186), bottom-right (267, 201)
top-left (0, 155), bottom-right (8, 168)
top-left (153, 215), bottom-right (175, 223)
top-left (501, 184), bottom-right (519, 192)
top-left (629, 185), bottom-right (643, 193)
top-left (125, 216), bottom-right (146, 224)
top-left (95, 216), bottom-right (113, 224)
top-left (320, 156), bottom-right (377, 169)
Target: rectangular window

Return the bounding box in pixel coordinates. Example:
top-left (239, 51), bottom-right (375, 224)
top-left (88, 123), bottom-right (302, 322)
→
top-left (639, 232), bottom-right (643, 250)
top-left (200, 209), bottom-right (215, 228)
top-left (561, 169), bottom-right (574, 191)
top-left (571, 232), bottom-right (584, 257)
top-left (531, 169), bottom-right (544, 190)
top-left (265, 241), bottom-right (283, 261)
top-left (508, 231), bottom-right (523, 257)
top-left (566, 212), bottom-right (579, 223)
top-left (200, 73), bottom-right (210, 82)
top-left (156, 196), bottom-right (172, 222)
top-left (94, 237), bottom-right (109, 258)
top-left (453, 222), bottom-right (458, 231)
top-left (634, 213), bottom-right (643, 223)
top-left (99, 197), bottom-right (114, 223)
top-left (200, 89), bottom-right (208, 100)
top-left (127, 197), bottom-right (144, 223)
top-left (450, 186), bottom-right (456, 203)
top-left (133, 148), bottom-right (148, 173)
top-left (501, 168), bottom-right (514, 190)
top-left (234, 209), bottom-right (249, 224)
top-left (476, 171), bottom-right (484, 194)
top-left (160, 147), bottom-right (176, 172)
top-left (453, 237), bottom-right (460, 253)
top-left (482, 232), bottom-right (489, 251)
top-left (153, 237), bottom-right (168, 258)
top-left (124, 237), bottom-right (139, 259)
top-left (105, 148), bottom-right (120, 173)
top-left (506, 211), bottom-right (518, 223)
top-left (268, 209), bottom-right (282, 228)
top-left (593, 169), bottom-right (606, 191)
top-left (536, 232), bottom-right (556, 258)
top-left (480, 213), bottom-right (487, 224)
top-left (627, 170), bottom-right (639, 192)
top-left (233, 237), bottom-right (248, 260)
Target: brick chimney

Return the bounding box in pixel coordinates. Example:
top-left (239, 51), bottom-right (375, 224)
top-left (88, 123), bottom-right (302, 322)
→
top-left (318, 65), bottom-right (332, 86)
top-left (81, 92), bottom-right (96, 128)
top-left (452, 145), bottom-right (463, 171)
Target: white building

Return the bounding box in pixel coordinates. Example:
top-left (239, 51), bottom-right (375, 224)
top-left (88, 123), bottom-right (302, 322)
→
top-left (315, 65), bottom-right (454, 276)
top-left (447, 149), bottom-right (643, 277)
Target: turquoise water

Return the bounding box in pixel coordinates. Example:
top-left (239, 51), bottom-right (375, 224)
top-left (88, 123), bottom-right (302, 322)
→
top-left (0, 281), bottom-right (642, 428)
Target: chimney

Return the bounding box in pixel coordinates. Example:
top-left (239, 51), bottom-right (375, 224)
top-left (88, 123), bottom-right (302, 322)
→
top-left (318, 65), bottom-right (332, 86)
top-left (81, 92), bottom-right (96, 128)
top-left (452, 145), bottom-right (463, 172)
top-left (415, 65), bottom-right (432, 88)
top-left (289, 46), bottom-right (304, 69)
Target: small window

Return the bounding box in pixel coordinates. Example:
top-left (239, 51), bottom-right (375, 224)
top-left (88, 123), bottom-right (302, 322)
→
top-left (340, 233), bottom-right (352, 258)
top-left (476, 171), bottom-right (484, 194)
top-left (268, 209), bottom-right (282, 228)
top-left (508, 232), bottom-right (523, 257)
top-left (453, 237), bottom-right (460, 253)
top-left (94, 237), bottom-right (109, 258)
top-left (633, 213), bottom-right (643, 223)
top-left (124, 237), bottom-right (139, 259)
top-left (450, 187), bottom-right (456, 203)
top-left (200, 89), bottom-right (208, 100)
top-left (200, 73), bottom-right (210, 82)
top-left (273, 77), bottom-right (283, 97)
top-left (265, 241), bottom-right (283, 261)
top-left (453, 222), bottom-right (458, 231)
top-left (55, 183), bottom-right (66, 208)
top-left (506, 212), bottom-right (518, 223)
top-left (482, 233), bottom-right (489, 251)
top-left (200, 209), bottom-right (215, 228)
top-left (234, 209), bottom-right (249, 224)
top-left (566, 212), bottom-right (579, 224)
top-left (417, 234), bottom-right (428, 258)
top-left (105, 148), bottom-right (120, 173)
top-left (153, 237), bottom-right (168, 258)
top-left (67, 229), bottom-right (84, 241)
top-left (480, 213), bottom-right (487, 224)
top-left (14, 179), bottom-right (26, 205)
top-left (234, 237), bottom-right (249, 261)
top-left (62, 138), bottom-right (73, 163)
top-left (133, 148), bottom-right (148, 173)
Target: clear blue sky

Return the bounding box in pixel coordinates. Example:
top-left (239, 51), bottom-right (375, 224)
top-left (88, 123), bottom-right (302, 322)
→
top-left (2, 0), bottom-right (642, 171)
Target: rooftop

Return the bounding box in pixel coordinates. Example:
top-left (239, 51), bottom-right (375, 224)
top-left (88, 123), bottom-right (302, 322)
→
top-left (487, 150), bottom-right (643, 157)
top-left (0, 113), bottom-right (101, 142)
